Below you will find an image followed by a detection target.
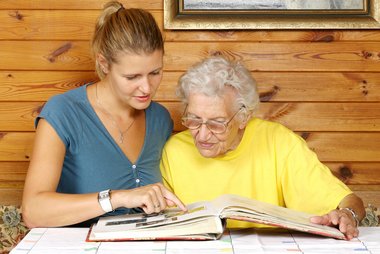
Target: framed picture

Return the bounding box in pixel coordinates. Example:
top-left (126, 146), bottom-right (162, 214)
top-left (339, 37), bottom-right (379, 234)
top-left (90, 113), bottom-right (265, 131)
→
top-left (164, 0), bottom-right (380, 29)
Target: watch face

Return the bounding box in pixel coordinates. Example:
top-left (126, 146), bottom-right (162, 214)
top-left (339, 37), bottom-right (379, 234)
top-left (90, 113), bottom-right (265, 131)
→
top-left (99, 190), bottom-right (110, 200)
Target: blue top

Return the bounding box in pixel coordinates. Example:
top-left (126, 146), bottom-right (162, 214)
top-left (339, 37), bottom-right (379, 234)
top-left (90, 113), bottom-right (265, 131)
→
top-left (37, 84), bottom-right (173, 218)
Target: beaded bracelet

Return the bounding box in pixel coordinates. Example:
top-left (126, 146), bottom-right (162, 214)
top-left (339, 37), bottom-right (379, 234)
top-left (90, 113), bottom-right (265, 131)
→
top-left (339, 207), bottom-right (360, 227)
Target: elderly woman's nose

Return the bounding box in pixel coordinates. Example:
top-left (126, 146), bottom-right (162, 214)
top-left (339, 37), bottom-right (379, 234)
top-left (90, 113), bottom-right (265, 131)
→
top-left (197, 123), bottom-right (212, 140)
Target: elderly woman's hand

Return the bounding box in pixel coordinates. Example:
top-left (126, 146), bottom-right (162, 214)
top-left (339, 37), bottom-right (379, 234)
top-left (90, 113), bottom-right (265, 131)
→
top-left (309, 209), bottom-right (359, 240)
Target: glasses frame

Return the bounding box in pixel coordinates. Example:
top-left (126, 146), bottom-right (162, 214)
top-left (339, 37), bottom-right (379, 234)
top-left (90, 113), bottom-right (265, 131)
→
top-left (181, 106), bottom-right (244, 134)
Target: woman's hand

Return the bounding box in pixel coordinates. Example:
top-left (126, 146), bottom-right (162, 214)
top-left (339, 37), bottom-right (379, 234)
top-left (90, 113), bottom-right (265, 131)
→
top-left (112, 183), bottom-right (187, 214)
top-left (309, 209), bottom-right (358, 240)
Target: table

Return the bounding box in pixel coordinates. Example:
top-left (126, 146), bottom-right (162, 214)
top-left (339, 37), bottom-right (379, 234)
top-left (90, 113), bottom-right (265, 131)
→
top-left (10, 227), bottom-right (380, 254)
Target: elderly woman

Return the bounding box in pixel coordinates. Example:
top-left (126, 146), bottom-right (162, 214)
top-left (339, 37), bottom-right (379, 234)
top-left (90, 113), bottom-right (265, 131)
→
top-left (160, 56), bottom-right (365, 240)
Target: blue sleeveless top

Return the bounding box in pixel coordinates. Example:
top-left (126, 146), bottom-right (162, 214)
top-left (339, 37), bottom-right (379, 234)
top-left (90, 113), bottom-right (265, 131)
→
top-left (37, 84), bottom-right (173, 217)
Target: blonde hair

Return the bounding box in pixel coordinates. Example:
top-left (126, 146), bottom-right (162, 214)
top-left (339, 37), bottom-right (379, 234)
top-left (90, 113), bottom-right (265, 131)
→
top-left (91, 1), bottom-right (164, 79)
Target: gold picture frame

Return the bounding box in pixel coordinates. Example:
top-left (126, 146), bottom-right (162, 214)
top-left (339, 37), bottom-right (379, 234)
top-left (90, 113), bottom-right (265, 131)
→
top-left (164, 0), bottom-right (380, 29)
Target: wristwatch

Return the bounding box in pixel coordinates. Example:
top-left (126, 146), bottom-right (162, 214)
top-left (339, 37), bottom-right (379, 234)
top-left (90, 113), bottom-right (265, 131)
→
top-left (98, 189), bottom-right (113, 213)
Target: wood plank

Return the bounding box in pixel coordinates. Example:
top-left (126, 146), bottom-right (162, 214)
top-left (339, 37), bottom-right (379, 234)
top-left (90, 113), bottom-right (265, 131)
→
top-left (165, 102), bottom-right (380, 132)
top-left (2, 71), bottom-right (380, 102)
top-left (357, 191), bottom-right (380, 208)
top-left (306, 132), bottom-right (380, 162)
top-left (0, 10), bottom-right (162, 40)
top-left (164, 30), bottom-right (380, 43)
top-left (2, 10), bottom-right (380, 42)
top-left (0, 132), bottom-right (34, 161)
top-left (1, 132), bottom-right (379, 162)
top-left (163, 42), bottom-right (380, 72)
top-left (348, 187), bottom-right (380, 208)
top-left (0, 0), bottom-right (161, 10)
top-left (2, 102), bottom-right (380, 132)
top-left (0, 71), bottom-right (97, 101)
top-left (0, 162), bottom-right (27, 205)
top-left (0, 102), bottom-right (41, 131)
top-left (254, 72), bottom-right (380, 102)
top-left (327, 163), bottom-right (380, 185)
top-left (0, 41), bottom-right (93, 71)
top-left (0, 190), bottom-right (22, 206)
top-left (2, 41), bottom-right (380, 71)
top-left (349, 185), bottom-right (380, 191)
top-left (257, 102), bottom-right (380, 132)
top-left (0, 161), bottom-right (28, 182)
top-left (0, 10), bottom-right (98, 40)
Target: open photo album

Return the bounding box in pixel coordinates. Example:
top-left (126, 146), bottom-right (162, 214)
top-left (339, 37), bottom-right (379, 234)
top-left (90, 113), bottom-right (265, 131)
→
top-left (86, 194), bottom-right (345, 241)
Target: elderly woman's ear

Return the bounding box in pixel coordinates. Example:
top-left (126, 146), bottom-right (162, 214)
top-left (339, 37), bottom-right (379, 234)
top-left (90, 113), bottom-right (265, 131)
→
top-left (238, 108), bottom-right (252, 129)
top-left (238, 116), bottom-right (249, 129)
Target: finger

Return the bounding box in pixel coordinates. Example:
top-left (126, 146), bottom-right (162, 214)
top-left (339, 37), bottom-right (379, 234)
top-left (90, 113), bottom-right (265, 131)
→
top-left (165, 199), bottom-right (176, 207)
top-left (352, 226), bottom-right (359, 237)
top-left (338, 215), bottom-right (349, 234)
top-left (338, 212), bottom-right (358, 237)
top-left (336, 210), bottom-right (360, 240)
top-left (151, 184), bottom-right (167, 211)
top-left (143, 200), bottom-right (161, 214)
top-left (344, 224), bottom-right (359, 240)
top-left (309, 215), bottom-right (332, 226)
top-left (329, 209), bottom-right (341, 225)
top-left (142, 189), bottom-right (160, 214)
top-left (160, 187), bottom-right (187, 211)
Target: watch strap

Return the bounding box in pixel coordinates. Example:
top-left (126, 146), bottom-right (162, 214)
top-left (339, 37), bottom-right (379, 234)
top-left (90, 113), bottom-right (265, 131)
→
top-left (98, 189), bottom-right (113, 213)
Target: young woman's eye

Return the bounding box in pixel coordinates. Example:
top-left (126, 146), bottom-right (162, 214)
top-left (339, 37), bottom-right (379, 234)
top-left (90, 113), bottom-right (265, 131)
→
top-left (125, 75), bottom-right (137, 80)
top-left (150, 70), bottom-right (161, 75)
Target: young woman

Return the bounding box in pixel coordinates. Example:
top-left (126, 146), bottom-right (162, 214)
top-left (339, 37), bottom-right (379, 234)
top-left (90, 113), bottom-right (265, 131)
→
top-left (22, 1), bottom-right (185, 228)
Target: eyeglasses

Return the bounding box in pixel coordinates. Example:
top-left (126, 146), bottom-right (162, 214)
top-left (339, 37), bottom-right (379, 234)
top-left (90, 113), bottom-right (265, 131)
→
top-left (181, 107), bottom-right (244, 134)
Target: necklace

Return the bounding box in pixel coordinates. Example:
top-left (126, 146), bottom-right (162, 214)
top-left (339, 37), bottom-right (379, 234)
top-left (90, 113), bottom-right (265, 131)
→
top-left (95, 84), bottom-right (135, 144)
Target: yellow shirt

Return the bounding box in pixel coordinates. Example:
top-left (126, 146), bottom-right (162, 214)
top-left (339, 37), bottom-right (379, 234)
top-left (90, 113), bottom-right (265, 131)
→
top-left (160, 118), bottom-right (351, 228)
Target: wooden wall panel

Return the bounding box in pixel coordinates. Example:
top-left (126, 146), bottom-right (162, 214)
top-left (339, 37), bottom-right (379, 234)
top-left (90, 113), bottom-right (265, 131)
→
top-left (164, 30), bottom-right (380, 43)
top-left (166, 102), bottom-right (380, 132)
top-left (2, 102), bottom-right (380, 132)
top-left (0, 71), bottom-right (97, 101)
top-left (163, 42), bottom-right (380, 71)
top-left (0, 190), bottom-right (23, 206)
top-left (328, 163), bottom-right (380, 185)
top-left (1, 132), bottom-right (379, 163)
top-left (0, 133), bottom-right (34, 161)
top-left (0, 41), bottom-right (94, 71)
top-left (0, 162), bottom-right (29, 183)
top-left (351, 190), bottom-right (380, 208)
top-left (0, 1), bottom-right (161, 10)
top-left (2, 71), bottom-right (380, 102)
top-left (2, 10), bottom-right (380, 42)
top-left (0, 10), bottom-right (161, 40)
top-left (0, 0), bottom-right (379, 207)
top-left (307, 132), bottom-right (380, 162)
top-left (2, 41), bottom-right (380, 71)
top-left (257, 103), bottom-right (380, 131)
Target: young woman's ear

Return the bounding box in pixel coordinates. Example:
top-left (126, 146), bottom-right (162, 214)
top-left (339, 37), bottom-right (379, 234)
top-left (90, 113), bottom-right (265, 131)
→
top-left (97, 54), bottom-right (109, 74)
